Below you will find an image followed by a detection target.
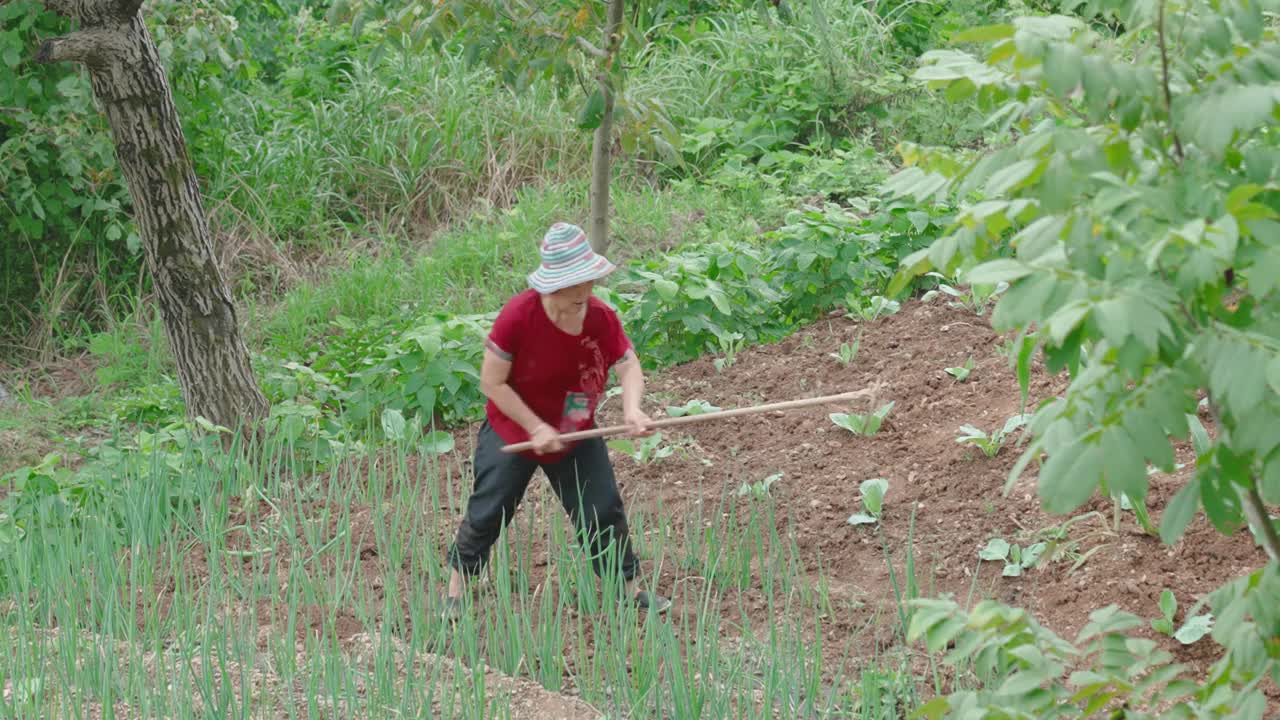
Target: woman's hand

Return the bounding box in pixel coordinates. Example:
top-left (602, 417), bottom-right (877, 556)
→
top-left (530, 423), bottom-right (564, 455)
top-left (624, 408), bottom-right (654, 438)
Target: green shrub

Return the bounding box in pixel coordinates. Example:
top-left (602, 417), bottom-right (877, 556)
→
top-left (884, 0), bottom-right (1280, 710)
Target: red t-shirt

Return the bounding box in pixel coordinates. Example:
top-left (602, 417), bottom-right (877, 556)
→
top-left (485, 289), bottom-right (632, 462)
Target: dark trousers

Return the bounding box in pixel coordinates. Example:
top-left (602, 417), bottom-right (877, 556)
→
top-left (448, 421), bottom-right (639, 581)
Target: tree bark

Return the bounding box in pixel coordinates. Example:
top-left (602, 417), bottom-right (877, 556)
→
top-left (587, 0), bottom-right (625, 255)
top-left (37, 0), bottom-right (269, 432)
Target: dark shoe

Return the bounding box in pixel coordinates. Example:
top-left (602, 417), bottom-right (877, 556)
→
top-left (634, 590), bottom-right (671, 614)
top-left (441, 595), bottom-right (464, 623)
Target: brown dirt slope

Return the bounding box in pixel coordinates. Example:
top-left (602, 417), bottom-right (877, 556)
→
top-left (589, 299), bottom-right (1270, 676)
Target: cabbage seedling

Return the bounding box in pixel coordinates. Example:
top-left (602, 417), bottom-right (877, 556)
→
top-left (666, 399), bottom-right (721, 417)
top-left (922, 272), bottom-right (1008, 315)
top-left (830, 336), bottom-right (861, 367)
top-left (955, 413), bottom-right (1030, 457)
top-left (978, 537), bottom-right (1045, 576)
top-left (1151, 589), bottom-right (1214, 644)
top-left (847, 295), bottom-right (900, 322)
top-left (608, 432), bottom-right (673, 465)
top-left (945, 356), bottom-right (975, 382)
top-left (738, 471), bottom-right (783, 500)
top-left (847, 478), bottom-right (889, 525)
top-left (830, 401), bottom-right (895, 436)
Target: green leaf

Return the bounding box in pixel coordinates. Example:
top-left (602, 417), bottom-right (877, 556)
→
top-left (964, 259), bottom-right (1033, 286)
top-left (1080, 56), bottom-right (1114, 116)
top-left (1187, 414), bottom-right (1212, 457)
top-left (1226, 184), bottom-right (1265, 214)
top-left (953, 24), bottom-right (1014, 42)
top-left (416, 386), bottom-right (437, 415)
top-left (1159, 588), bottom-right (1177, 620)
top-left (1126, 407), bottom-right (1176, 471)
top-left (1043, 41), bottom-right (1082, 97)
top-left (380, 408), bottom-right (407, 441)
top-left (1101, 425), bottom-right (1147, 502)
top-left (907, 211), bottom-right (931, 233)
top-left (985, 158), bottom-right (1040, 196)
top-left (1243, 244), bottom-right (1280, 296)
top-left (847, 512), bottom-right (878, 525)
top-left (1199, 465), bottom-right (1241, 535)
top-left (576, 88), bottom-right (606, 130)
top-left (1005, 436), bottom-right (1043, 496)
top-left (420, 430), bottom-right (455, 454)
top-left (654, 279), bottom-right (679, 301)
top-left (979, 538), bottom-right (1011, 561)
top-left (1160, 478), bottom-right (1200, 545)
top-left (914, 697), bottom-right (951, 720)
top-left (860, 477), bottom-right (889, 516)
top-left (923, 615), bottom-right (967, 653)
top-left (1179, 85), bottom-right (1280, 157)
top-left (1174, 614), bottom-right (1213, 644)
top-left (1021, 542), bottom-right (1045, 567)
top-left (1012, 215), bottom-right (1068, 262)
top-left (666, 400), bottom-right (720, 417)
top-left (1202, 14), bottom-right (1231, 54)
top-left (1038, 437), bottom-right (1102, 515)
top-left (1262, 451), bottom-right (1280, 505)
top-left (1015, 332), bottom-right (1036, 408)
top-left (1045, 301), bottom-right (1089, 346)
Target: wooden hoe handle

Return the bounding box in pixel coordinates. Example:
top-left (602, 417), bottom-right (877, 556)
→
top-left (499, 387), bottom-right (881, 454)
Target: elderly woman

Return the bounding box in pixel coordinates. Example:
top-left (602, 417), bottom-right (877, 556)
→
top-left (443, 222), bottom-right (671, 618)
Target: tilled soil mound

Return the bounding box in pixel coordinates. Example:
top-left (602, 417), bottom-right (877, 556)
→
top-left (584, 299), bottom-right (1270, 684)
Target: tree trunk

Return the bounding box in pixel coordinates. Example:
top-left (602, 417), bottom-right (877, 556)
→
top-left (36, 0), bottom-right (269, 432)
top-left (587, 0), bottom-right (625, 255)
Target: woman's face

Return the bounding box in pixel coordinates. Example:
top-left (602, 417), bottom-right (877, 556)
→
top-left (544, 281), bottom-right (594, 315)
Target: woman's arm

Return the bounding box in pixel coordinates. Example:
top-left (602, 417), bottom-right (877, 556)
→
top-left (615, 349), bottom-right (653, 436)
top-left (479, 349), bottom-right (562, 452)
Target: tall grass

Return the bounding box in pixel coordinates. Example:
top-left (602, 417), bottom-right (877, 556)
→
top-left (204, 52), bottom-right (585, 251)
top-left (0, 434), bottom-right (921, 718)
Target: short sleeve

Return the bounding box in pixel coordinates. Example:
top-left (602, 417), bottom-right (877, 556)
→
top-left (486, 295), bottom-right (526, 361)
top-left (600, 303), bottom-right (633, 367)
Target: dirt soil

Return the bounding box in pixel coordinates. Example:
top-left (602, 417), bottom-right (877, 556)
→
top-left (410, 298), bottom-right (1271, 712)
top-left (593, 300), bottom-right (1270, 672)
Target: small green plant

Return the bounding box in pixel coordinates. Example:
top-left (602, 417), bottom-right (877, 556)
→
top-left (1151, 588), bottom-right (1177, 636)
top-left (608, 432), bottom-right (674, 465)
top-left (829, 335), bottom-right (862, 367)
top-left (847, 295), bottom-right (901, 322)
top-left (955, 414), bottom-right (1029, 458)
top-left (993, 335), bottom-right (1018, 361)
top-left (666, 399), bottom-right (721, 417)
top-left (1033, 511), bottom-right (1112, 575)
top-left (921, 272), bottom-right (1008, 315)
top-left (847, 478), bottom-right (889, 526)
top-left (712, 333), bottom-right (745, 372)
top-left (944, 356), bottom-right (975, 382)
top-left (1114, 491), bottom-right (1159, 537)
top-left (977, 537), bottom-right (1045, 577)
top-left (737, 471), bottom-right (783, 500)
top-left (1150, 589), bottom-right (1215, 645)
top-left (831, 402), bottom-right (895, 437)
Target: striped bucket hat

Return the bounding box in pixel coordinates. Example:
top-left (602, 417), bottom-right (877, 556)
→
top-left (527, 223), bottom-right (616, 293)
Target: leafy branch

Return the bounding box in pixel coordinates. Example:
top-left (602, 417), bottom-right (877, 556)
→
top-left (1156, 0), bottom-right (1184, 162)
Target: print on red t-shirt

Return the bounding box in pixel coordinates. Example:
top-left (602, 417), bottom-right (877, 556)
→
top-left (484, 289), bottom-right (632, 461)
